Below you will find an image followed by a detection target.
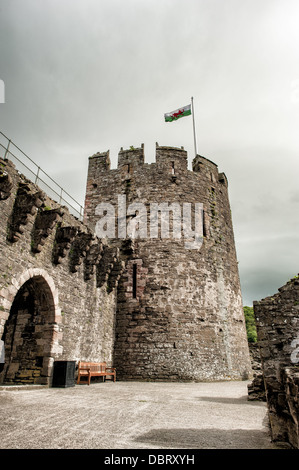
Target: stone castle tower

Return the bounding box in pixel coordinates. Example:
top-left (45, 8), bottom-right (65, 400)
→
top-left (84, 143), bottom-right (252, 381)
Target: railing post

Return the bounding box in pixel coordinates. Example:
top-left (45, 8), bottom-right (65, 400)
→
top-left (35, 166), bottom-right (40, 185)
top-left (4, 139), bottom-right (11, 160)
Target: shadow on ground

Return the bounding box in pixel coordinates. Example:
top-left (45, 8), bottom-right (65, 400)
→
top-left (134, 428), bottom-right (276, 449)
top-left (197, 396), bottom-right (259, 405)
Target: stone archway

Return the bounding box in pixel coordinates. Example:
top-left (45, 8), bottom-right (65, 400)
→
top-left (0, 269), bottom-right (62, 385)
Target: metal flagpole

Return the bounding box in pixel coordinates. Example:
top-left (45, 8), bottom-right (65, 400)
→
top-left (191, 97), bottom-right (197, 158)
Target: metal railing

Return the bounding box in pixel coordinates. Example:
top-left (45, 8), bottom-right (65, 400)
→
top-left (0, 131), bottom-right (84, 221)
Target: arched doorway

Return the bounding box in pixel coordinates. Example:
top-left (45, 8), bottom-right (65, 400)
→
top-left (0, 275), bottom-right (58, 385)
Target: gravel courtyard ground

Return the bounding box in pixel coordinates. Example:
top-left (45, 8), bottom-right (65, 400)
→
top-left (0, 380), bottom-right (282, 450)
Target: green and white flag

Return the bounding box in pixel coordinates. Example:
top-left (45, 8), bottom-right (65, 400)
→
top-left (164, 104), bottom-right (191, 122)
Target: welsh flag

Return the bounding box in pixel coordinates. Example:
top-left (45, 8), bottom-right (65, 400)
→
top-left (164, 104), bottom-right (191, 122)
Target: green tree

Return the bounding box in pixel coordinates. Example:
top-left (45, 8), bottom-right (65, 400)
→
top-left (243, 306), bottom-right (257, 343)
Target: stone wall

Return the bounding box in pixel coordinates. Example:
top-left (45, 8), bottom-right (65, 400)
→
top-left (254, 276), bottom-right (299, 448)
top-left (282, 367), bottom-right (299, 448)
top-left (0, 157), bottom-right (119, 385)
top-left (247, 342), bottom-right (266, 401)
top-left (84, 143), bottom-right (252, 381)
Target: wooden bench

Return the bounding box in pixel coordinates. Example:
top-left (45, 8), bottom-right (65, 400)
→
top-left (77, 361), bottom-right (116, 385)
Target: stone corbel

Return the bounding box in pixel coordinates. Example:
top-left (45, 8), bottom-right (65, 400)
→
top-left (31, 207), bottom-right (64, 253)
top-left (0, 165), bottom-right (13, 200)
top-left (96, 246), bottom-right (124, 291)
top-left (7, 182), bottom-right (44, 242)
top-left (52, 225), bottom-right (78, 264)
top-left (69, 231), bottom-right (94, 273)
top-left (84, 242), bottom-right (103, 281)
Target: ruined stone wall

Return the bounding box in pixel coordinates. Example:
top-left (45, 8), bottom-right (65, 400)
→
top-left (247, 343), bottom-right (266, 401)
top-left (0, 157), bottom-right (119, 385)
top-left (254, 276), bottom-right (299, 448)
top-left (282, 367), bottom-right (299, 448)
top-left (84, 143), bottom-right (252, 381)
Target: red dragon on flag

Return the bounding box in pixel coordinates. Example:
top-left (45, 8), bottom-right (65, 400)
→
top-left (164, 104), bottom-right (191, 122)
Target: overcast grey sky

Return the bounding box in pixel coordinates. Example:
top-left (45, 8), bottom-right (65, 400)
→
top-left (1, 0), bottom-right (299, 306)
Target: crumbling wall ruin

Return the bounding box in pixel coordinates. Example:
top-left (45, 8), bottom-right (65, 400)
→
top-left (254, 276), bottom-right (299, 448)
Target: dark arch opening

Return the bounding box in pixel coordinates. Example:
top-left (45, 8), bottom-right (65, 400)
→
top-left (0, 275), bottom-right (56, 385)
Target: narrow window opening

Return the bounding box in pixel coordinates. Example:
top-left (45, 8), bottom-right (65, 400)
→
top-left (203, 209), bottom-right (207, 237)
top-left (132, 263), bottom-right (137, 299)
top-left (171, 161), bottom-right (175, 175)
top-left (127, 163), bottom-right (131, 174)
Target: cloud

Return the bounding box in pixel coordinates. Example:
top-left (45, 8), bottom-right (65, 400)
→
top-left (1, 0), bottom-right (299, 305)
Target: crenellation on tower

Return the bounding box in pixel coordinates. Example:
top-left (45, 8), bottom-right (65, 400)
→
top-left (117, 144), bottom-right (145, 171)
top-left (155, 142), bottom-right (188, 174)
top-left (89, 150), bottom-right (111, 172)
top-left (218, 172), bottom-right (228, 187)
top-left (192, 155), bottom-right (219, 184)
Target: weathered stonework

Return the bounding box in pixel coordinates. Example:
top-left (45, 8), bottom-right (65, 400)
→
top-left (84, 143), bottom-right (252, 381)
top-left (254, 276), bottom-right (299, 448)
top-left (247, 343), bottom-right (266, 401)
top-left (0, 158), bottom-right (118, 385)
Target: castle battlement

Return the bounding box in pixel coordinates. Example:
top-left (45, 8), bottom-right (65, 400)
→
top-left (87, 143), bottom-right (227, 192)
top-left (84, 143), bottom-right (229, 233)
top-left (89, 143), bottom-right (188, 174)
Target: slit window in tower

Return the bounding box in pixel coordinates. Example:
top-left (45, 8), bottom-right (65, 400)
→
top-left (171, 161), bottom-right (175, 175)
top-left (203, 209), bottom-right (207, 237)
top-left (132, 263), bottom-right (137, 298)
